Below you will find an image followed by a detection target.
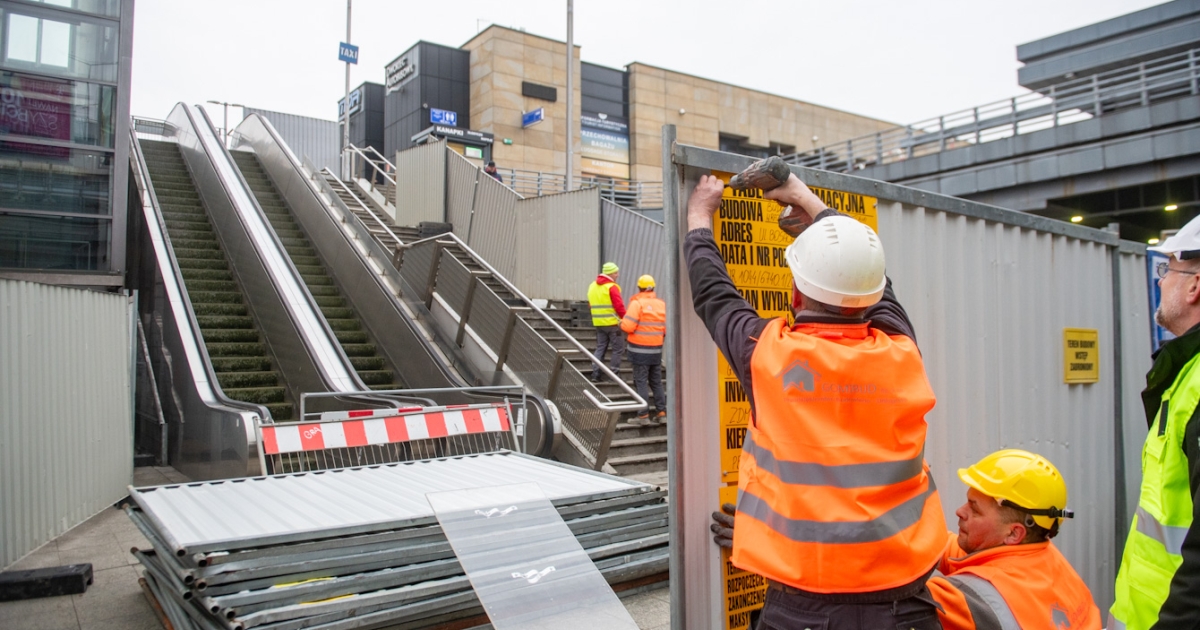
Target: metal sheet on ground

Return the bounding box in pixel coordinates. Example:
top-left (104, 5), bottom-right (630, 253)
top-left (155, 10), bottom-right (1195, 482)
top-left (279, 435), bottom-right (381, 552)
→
top-left (427, 483), bottom-right (638, 630)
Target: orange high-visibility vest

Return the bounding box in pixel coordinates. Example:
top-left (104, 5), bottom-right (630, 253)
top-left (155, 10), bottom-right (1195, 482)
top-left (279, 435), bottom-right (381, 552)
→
top-left (620, 291), bottom-right (665, 350)
top-left (733, 318), bottom-right (945, 593)
top-left (928, 534), bottom-right (1101, 630)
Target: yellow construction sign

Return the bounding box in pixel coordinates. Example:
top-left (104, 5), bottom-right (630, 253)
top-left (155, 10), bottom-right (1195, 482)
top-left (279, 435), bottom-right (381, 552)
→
top-left (720, 486), bottom-right (767, 630)
top-left (1063, 328), bottom-right (1100, 383)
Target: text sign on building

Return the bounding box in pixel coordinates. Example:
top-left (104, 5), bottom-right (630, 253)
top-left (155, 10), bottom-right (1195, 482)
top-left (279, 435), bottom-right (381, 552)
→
top-left (337, 88), bottom-right (362, 119)
top-left (430, 108), bottom-right (457, 126)
top-left (1063, 328), bottom-right (1100, 383)
top-left (581, 114), bottom-right (630, 180)
top-left (522, 108), bottom-right (544, 128)
top-left (386, 48), bottom-right (419, 94)
top-left (338, 42), bottom-right (359, 64)
top-left (712, 172), bottom-right (879, 484)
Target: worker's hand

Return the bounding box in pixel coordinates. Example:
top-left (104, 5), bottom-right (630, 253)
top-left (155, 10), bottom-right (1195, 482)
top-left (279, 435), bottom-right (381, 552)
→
top-left (711, 502), bottom-right (736, 549)
top-left (687, 174), bottom-right (726, 232)
top-left (763, 173), bottom-right (826, 221)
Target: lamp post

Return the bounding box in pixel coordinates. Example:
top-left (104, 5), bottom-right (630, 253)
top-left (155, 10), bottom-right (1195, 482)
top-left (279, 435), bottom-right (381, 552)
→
top-left (206, 100), bottom-right (244, 148)
top-left (565, 0), bottom-right (573, 191)
top-left (342, 0), bottom-right (352, 179)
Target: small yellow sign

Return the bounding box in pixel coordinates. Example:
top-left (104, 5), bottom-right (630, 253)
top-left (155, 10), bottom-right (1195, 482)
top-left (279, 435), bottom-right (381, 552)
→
top-left (720, 485), bottom-right (766, 630)
top-left (1063, 328), bottom-right (1100, 384)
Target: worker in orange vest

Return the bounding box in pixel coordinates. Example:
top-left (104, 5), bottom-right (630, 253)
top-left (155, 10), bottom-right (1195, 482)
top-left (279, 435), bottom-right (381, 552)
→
top-left (712, 449), bottom-right (1101, 629)
top-left (621, 275), bottom-right (666, 425)
top-left (686, 171), bottom-right (945, 628)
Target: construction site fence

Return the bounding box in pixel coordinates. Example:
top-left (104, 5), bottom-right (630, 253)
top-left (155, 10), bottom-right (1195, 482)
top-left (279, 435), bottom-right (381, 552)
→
top-left (665, 128), bottom-right (1152, 624)
top-left (0, 279), bottom-right (134, 569)
top-left (787, 46), bottom-right (1200, 173)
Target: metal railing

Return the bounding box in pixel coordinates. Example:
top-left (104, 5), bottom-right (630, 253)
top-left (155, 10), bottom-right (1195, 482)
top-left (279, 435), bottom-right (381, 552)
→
top-left (350, 143), bottom-right (664, 210)
top-left (392, 231), bottom-right (646, 469)
top-left (785, 47), bottom-right (1200, 173)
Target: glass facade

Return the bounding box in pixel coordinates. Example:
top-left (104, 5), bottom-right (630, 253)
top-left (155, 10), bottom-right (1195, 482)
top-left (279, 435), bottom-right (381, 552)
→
top-left (0, 0), bottom-right (125, 274)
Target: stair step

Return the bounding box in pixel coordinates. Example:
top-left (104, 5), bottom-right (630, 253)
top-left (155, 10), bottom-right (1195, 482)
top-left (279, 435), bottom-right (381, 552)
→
top-left (607, 435), bottom-right (668, 457)
top-left (607, 452), bottom-right (668, 476)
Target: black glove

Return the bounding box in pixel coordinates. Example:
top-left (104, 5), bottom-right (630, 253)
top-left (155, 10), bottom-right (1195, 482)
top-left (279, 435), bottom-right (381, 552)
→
top-left (711, 502), bottom-right (736, 549)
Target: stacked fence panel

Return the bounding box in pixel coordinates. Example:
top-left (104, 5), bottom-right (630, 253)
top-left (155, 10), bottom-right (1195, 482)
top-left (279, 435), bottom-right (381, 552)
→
top-left (466, 166), bottom-right (521, 278)
top-left (445, 152), bottom-right (478, 239)
top-left (601, 198), bottom-right (665, 290)
top-left (394, 142), bottom-right (445, 227)
top-left (517, 189), bottom-right (602, 301)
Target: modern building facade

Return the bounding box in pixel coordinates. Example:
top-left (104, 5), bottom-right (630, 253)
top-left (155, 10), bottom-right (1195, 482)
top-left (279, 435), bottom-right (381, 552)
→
top-left (365, 25), bottom-right (895, 184)
top-left (0, 0), bottom-right (134, 288)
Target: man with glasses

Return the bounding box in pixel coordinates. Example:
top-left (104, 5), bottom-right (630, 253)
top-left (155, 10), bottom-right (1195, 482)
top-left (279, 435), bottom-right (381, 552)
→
top-left (1110, 216), bottom-right (1200, 629)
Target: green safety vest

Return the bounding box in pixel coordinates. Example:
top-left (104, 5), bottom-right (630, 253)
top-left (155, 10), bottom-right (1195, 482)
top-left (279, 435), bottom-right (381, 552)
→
top-left (587, 281), bottom-right (620, 326)
top-left (1110, 354), bottom-right (1200, 630)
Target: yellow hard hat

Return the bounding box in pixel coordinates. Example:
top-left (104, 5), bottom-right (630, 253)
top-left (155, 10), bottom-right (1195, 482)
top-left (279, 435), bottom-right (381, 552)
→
top-left (957, 449), bottom-right (1073, 530)
top-left (637, 275), bottom-right (655, 290)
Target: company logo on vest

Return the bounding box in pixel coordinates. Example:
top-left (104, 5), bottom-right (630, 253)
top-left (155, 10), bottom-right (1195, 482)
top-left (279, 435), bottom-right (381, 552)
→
top-left (777, 360), bottom-right (818, 394)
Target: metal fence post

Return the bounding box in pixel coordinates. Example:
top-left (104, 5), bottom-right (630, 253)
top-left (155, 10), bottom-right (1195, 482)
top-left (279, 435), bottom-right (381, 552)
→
top-left (1050, 85), bottom-right (1059, 127)
top-left (1139, 62), bottom-right (1149, 107)
top-left (1107, 223), bottom-right (1129, 569)
top-left (1191, 49), bottom-right (1199, 95)
top-left (423, 242), bottom-right (442, 309)
top-left (1010, 97), bottom-right (1018, 135)
top-left (973, 107), bottom-right (981, 144)
top-left (875, 132), bottom-right (883, 164)
top-left (545, 350), bottom-right (574, 399)
top-left (494, 308), bottom-right (526, 372)
top-left (591, 410), bottom-right (621, 471)
top-left (1092, 74), bottom-right (1102, 117)
top-left (846, 139), bottom-right (854, 171)
top-left (938, 115), bottom-right (946, 152)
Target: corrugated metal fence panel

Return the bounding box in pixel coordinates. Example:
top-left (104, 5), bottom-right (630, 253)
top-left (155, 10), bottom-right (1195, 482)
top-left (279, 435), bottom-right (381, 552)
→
top-left (1118, 251), bottom-right (1153, 526)
top-left (516, 188), bottom-right (601, 301)
top-left (601, 199), bottom-right (665, 291)
top-left (877, 202), bottom-right (1121, 607)
top-left (0, 279), bottom-right (133, 569)
top-left (394, 142), bottom-right (445, 227)
top-left (466, 167), bottom-right (522, 280)
top-left (243, 108), bottom-right (339, 174)
top-left (445, 150), bottom-right (479, 240)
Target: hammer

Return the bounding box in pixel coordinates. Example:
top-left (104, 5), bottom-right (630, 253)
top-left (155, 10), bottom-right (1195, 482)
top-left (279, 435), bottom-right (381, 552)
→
top-left (727, 156), bottom-right (811, 238)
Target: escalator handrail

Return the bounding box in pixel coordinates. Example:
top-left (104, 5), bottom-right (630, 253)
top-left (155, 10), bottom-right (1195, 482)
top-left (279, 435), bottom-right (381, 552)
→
top-left (127, 121), bottom-right (269, 424)
top-left (233, 113), bottom-right (475, 393)
top-left (186, 105), bottom-right (363, 394)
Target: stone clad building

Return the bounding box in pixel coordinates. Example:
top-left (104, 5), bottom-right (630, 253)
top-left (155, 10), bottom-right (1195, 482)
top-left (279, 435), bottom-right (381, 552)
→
top-left (355, 25), bottom-right (894, 184)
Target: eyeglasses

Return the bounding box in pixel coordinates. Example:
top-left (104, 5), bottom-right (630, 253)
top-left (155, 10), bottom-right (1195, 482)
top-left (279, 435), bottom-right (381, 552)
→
top-left (1156, 261), bottom-right (1200, 279)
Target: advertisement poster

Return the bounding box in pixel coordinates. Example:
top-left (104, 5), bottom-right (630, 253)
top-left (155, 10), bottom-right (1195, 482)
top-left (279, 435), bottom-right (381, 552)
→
top-left (581, 114), bottom-right (629, 179)
top-left (0, 72), bottom-right (72, 156)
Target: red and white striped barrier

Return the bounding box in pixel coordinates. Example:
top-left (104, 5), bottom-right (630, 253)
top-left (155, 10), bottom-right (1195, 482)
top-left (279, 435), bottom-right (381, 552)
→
top-left (260, 404), bottom-right (511, 455)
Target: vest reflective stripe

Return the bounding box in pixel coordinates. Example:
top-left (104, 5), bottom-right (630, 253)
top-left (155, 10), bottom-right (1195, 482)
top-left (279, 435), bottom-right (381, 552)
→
top-left (626, 345), bottom-right (662, 355)
top-left (946, 574), bottom-right (1020, 630)
top-left (743, 431), bottom-right (925, 489)
top-left (1135, 506), bottom-right (1189, 555)
top-left (587, 281), bottom-right (619, 326)
top-left (621, 294), bottom-right (666, 348)
top-left (737, 477), bottom-right (937, 545)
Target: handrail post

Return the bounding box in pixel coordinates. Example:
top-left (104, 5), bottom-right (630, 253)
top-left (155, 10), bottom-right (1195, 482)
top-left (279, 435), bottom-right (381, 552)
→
top-left (905, 127), bottom-right (914, 158)
top-left (875, 132), bottom-right (883, 164)
top-left (1092, 74), bottom-right (1102, 117)
top-left (973, 107), bottom-right (981, 143)
top-left (456, 272), bottom-right (487, 346)
top-left (494, 308), bottom-right (525, 373)
top-left (423, 241), bottom-right (442, 309)
top-left (938, 115), bottom-right (946, 152)
top-left (846, 139), bottom-right (854, 171)
top-left (591, 410), bottom-right (621, 471)
top-left (1191, 49), bottom-right (1199, 95)
top-left (1050, 85), bottom-right (1059, 127)
top-left (1010, 97), bottom-right (1018, 135)
top-left (392, 245), bottom-right (404, 271)
top-left (1140, 62), bottom-right (1149, 107)
top-left (545, 349), bottom-right (574, 399)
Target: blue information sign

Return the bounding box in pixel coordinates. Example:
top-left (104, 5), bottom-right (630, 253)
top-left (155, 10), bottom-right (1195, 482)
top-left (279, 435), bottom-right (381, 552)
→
top-left (338, 42), bottom-right (359, 64)
top-left (430, 108), bottom-right (457, 126)
top-left (522, 108), bottom-right (545, 128)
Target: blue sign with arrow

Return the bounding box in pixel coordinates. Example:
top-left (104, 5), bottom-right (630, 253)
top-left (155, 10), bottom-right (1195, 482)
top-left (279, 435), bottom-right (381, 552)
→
top-left (522, 108), bottom-right (545, 128)
top-left (338, 42), bottom-right (359, 64)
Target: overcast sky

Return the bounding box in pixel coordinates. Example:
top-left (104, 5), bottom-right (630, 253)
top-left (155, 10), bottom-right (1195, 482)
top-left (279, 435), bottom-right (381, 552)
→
top-left (132, 0), bottom-right (1164, 129)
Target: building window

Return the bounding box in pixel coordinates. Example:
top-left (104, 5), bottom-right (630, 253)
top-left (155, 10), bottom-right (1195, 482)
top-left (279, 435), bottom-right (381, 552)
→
top-left (0, 71), bottom-right (116, 147)
top-left (1, 5), bottom-right (119, 83)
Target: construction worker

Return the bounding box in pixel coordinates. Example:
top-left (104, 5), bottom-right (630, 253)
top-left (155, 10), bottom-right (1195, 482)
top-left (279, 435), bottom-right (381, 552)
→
top-left (621, 275), bottom-right (666, 425)
top-left (712, 449), bottom-right (1100, 629)
top-left (929, 449), bottom-right (1100, 629)
top-left (686, 172), bottom-right (945, 628)
top-left (1110, 217), bottom-right (1200, 629)
top-left (587, 262), bottom-right (626, 383)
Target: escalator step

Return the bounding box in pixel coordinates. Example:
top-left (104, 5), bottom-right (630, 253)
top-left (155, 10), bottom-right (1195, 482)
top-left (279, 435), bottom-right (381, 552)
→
top-left (180, 268), bottom-right (233, 282)
top-left (312, 295), bottom-right (345, 308)
top-left (357, 370), bottom-right (395, 385)
top-left (170, 238), bottom-right (221, 250)
top-left (306, 285), bottom-right (340, 297)
top-left (300, 275), bottom-right (334, 286)
top-left (201, 329), bottom-right (261, 343)
top-left (349, 356), bottom-right (385, 371)
top-left (217, 371), bottom-right (280, 389)
top-left (266, 402), bottom-right (294, 418)
top-left (174, 247), bottom-right (225, 260)
top-left (325, 319), bottom-right (361, 332)
top-left (192, 302), bottom-right (247, 316)
top-left (186, 280), bottom-right (239, 292)
top-left (340, 343), bottom-right (377, 356)
top-left (210, 356), bottom-right (272, 372)
top-left (176, 259), bottom-right (230, 272)
top-left (206, 341), bottom-right (268, 356)
top-left (334, 330), bottom-right (367, 344)
top-left (188, 291), bottom-right (243, 304)
top-left (320, 307), bottom-right (355, 320)
top-left (196, 315), bottom-right (255, 329)
top-left (221, 386), bottom-right (286, 404)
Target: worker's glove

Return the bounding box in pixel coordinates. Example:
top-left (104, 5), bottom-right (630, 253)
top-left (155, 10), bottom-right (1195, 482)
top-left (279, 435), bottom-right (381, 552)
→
top-left (711, 502), bottom-right (736, 549)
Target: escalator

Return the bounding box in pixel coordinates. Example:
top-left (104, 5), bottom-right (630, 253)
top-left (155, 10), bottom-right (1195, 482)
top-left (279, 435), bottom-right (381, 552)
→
top-left (140, 140), bottom-right (293, 420)
top-left (230, 152), bottom-right (402, 391)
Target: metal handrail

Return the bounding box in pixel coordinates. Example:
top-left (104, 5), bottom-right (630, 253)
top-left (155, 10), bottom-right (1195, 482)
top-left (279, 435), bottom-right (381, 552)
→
top-left (785, 46), bottom-right (1200, 172)
top-left (347, 144), bottom-right (398, 189)
top-left (316, 166), bottom-right (404, 248)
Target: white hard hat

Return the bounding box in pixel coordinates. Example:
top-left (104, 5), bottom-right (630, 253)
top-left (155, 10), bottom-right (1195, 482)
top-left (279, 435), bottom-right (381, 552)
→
top-left (1149, 214), bottom-right (1200, 260)
top-left (784, 216), bottom-right (886, 308)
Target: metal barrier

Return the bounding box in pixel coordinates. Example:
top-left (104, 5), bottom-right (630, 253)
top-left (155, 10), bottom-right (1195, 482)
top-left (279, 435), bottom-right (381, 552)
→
top-left (786, 46), bottom-right (1200, 172)
top-left (392, 232), bottom-right (645, 470)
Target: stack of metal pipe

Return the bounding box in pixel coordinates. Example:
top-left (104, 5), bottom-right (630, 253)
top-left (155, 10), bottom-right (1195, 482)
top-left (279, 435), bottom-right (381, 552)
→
top-left (126, 452), bottom-right (668, 630)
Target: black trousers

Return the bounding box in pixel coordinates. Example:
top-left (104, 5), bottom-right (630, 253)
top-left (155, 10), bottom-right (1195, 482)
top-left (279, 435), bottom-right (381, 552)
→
top-left (591, 326), bottom-right (625, 379)
top-left (754, 583), bottom-right (941, 630)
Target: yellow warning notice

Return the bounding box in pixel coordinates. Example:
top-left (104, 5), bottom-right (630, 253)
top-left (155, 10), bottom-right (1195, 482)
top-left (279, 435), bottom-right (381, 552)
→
top-left (720, 485), bottom-right (766, 630)
top-left (1064, 328), bottom-right (1099, 384)
top-left (711, 172), bottom-right (877, 483)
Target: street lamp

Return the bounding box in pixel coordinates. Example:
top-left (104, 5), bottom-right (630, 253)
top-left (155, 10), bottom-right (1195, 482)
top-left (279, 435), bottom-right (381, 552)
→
top-left (206, 100), bottom-right (245, 148)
